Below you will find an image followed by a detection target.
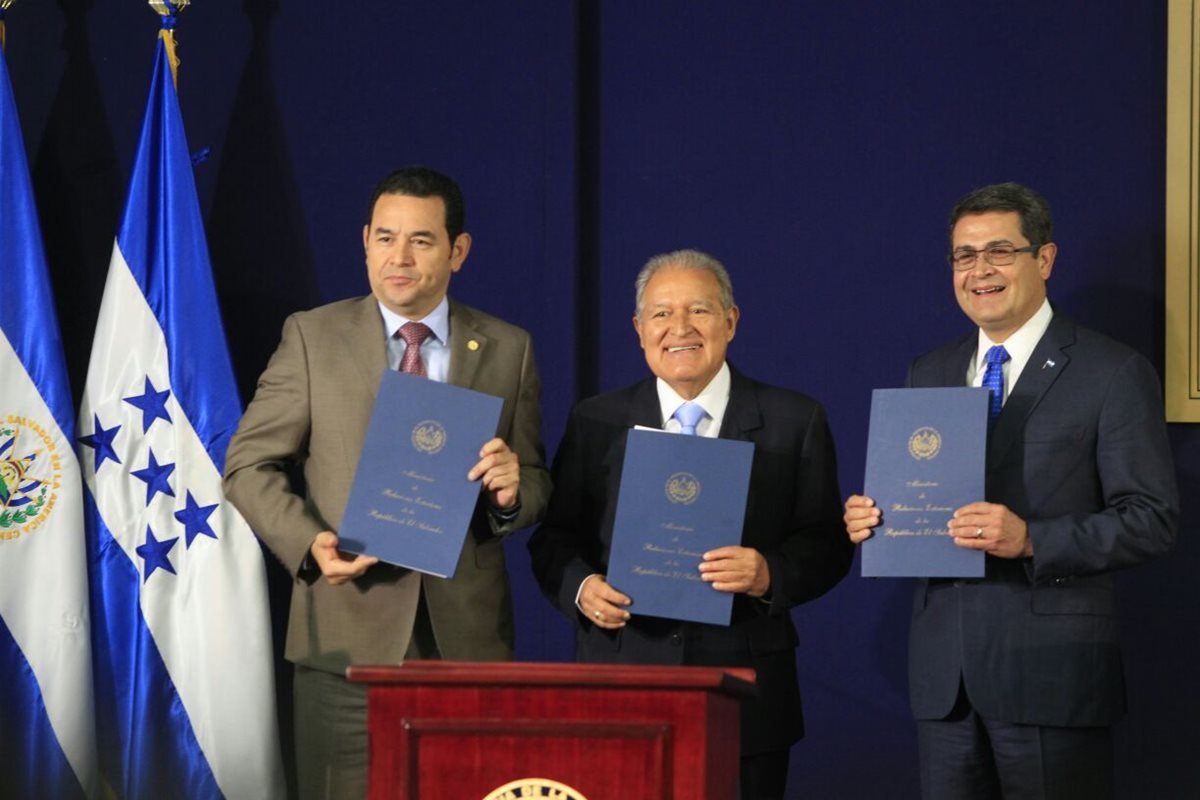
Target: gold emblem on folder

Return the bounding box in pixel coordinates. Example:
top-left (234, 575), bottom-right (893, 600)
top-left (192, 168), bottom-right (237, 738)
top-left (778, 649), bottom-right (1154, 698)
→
top-left (665, 471), bottom-right (701, 505)
top-left (411, 420), bottom-right (447, 455)
top-left (908, 427), bottom-right (941, 461)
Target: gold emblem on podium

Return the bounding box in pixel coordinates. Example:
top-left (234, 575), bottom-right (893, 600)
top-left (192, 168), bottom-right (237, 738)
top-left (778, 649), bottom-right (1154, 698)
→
top-left (482, 777), bottom-right (589, 799)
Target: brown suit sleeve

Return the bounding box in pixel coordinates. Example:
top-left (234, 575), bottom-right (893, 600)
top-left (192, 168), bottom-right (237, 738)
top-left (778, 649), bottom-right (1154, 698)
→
top-left (223, 312), bottom-right (326, 575)
top-left (506, 330), bottom-right (551, 532)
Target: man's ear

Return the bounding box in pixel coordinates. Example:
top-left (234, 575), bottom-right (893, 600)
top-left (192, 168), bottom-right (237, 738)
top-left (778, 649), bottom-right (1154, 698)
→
top-left (1037, 242), bottom-right (1057, 281)
top-left (450, 232), bottom-right (472, 272)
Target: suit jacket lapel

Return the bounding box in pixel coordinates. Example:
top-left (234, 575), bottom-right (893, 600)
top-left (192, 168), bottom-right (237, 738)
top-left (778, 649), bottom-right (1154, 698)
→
top-left (625, 379), bottom-right (664, 429)
top-left (987, 315), bottom-right (1074, 468)
top-left (623, 367), bottom-right (760, 436)
top-left (616, 370), bottom-right (756, 545)
top-left (447, 299), bottom-right (489, 389)
top-left (941, 336), bottom-right (976, 388)
top-left (592, 381), bottom-right (660, 502)
top-left (341, 296), bottom-right (389, 403)
top-left (719, 366), bottom-right (764, 440)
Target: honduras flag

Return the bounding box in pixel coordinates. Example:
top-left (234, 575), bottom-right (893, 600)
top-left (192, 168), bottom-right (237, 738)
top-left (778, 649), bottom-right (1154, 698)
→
top-left (77, 36), bottom-right (284, 799)
top-left (0, 43), bottom-right (99, 800)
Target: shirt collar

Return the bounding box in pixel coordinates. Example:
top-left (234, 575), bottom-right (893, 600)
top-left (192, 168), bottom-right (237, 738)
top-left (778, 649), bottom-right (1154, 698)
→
top-left (377, 295), bottom-right (451, 344)
top-left (655, 362), bottom-right (732, 428)
top-left (974, 298), bottom-right (1053, 374)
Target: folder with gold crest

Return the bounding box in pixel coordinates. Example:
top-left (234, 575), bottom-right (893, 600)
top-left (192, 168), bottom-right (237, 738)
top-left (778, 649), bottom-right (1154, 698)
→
top-left (339, 370), bottom-right (503, 577)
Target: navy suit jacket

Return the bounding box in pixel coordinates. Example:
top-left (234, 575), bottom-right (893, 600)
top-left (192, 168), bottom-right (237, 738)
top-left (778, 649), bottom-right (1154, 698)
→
top-left (528, 366), bottom-right (852, 755)
top-left (906, 315), bottom-right (1178, 726)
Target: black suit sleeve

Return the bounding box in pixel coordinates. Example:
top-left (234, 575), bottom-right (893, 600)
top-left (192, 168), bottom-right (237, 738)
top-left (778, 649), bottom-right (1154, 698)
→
top-left (528, 403), bottom-right (602, 622)
top-left (754, 401), bottom-right (853, 615)
top-left (1027, 351), bottom-right (1178, 579)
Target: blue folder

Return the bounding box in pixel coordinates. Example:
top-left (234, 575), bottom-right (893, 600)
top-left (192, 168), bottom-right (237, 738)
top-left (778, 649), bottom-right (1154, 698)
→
top-left (606, 428), bottom-right (754, 626)
top-left (338, 370), bottom-right (503, 578)
top-left (861, 387), bottom-right (987, 578)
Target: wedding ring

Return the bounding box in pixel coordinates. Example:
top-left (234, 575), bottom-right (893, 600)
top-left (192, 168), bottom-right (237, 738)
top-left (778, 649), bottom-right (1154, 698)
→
top-left (975, 527), bottom-right (984, 539)
top-left (594, 610), bottom-right (602, 619)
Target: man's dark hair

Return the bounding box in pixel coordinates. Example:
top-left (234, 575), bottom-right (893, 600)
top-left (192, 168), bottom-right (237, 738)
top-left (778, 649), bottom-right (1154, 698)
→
top-left (365, 166), bottom-right (466, 242)
top-left (948, 182), bottom-right (1053, 247)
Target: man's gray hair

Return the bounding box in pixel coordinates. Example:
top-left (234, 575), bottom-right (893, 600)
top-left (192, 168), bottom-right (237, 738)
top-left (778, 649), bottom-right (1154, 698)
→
top-left (634, 249), bottom-right (736, 316)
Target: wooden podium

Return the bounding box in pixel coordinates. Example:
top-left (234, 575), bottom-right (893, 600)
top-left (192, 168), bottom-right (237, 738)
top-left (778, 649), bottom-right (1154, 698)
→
top-left (347, 660), bottom-right (756, 800)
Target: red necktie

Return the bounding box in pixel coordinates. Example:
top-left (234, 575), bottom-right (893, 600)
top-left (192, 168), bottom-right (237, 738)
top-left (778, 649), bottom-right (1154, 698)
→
top-left (397, 321), bottom-right (432, 378)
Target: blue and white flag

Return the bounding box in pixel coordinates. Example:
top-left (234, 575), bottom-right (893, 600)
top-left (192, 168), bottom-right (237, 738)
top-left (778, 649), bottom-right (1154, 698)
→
top-left (0, 44), bottom-right (99, 800)
top-left (77, 36), bottom-right (284, 799)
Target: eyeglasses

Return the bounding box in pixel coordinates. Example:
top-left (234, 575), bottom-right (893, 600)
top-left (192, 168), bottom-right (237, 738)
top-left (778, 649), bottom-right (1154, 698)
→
top-left (948, 244), bottom-right (1040, 271)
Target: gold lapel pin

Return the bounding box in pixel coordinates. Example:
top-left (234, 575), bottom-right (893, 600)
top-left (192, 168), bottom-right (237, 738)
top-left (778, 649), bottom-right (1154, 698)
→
top-left (467, 339), bottom-right (480, 351)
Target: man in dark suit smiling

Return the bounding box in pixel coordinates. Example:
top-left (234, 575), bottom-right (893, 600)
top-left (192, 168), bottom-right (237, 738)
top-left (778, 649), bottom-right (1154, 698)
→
top-left (845, 183), bottom-right (1178, 800)
top-left (529, 249), bottom-right (852, 799)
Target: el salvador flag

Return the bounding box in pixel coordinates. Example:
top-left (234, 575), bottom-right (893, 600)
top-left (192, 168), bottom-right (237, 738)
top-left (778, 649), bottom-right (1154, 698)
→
top-left (77, 35), bottom-right (284, 799)
top-left (0, 40), bottom-right (99, 800)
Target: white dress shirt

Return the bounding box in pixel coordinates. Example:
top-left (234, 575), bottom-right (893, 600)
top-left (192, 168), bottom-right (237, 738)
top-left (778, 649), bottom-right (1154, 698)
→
top-left (655, 362), bottom-right (732, 437)
top-left (965, 299), bottom-right (1054, 405)
top-left (378, 296), bottom-right (451, 382)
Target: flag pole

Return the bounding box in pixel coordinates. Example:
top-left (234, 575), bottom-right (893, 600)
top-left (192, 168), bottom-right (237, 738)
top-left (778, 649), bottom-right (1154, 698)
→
top-left (148, 0), bottom-right (190, 85)
top-left (80, 2), bottom-right (285, 794)
top-left (0, 0), bottom-right (99, 794)
top-left (0, 1), bottom-right (16, 54)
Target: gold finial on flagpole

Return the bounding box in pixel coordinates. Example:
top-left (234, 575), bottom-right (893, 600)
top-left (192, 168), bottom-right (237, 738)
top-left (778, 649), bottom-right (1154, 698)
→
top-left (0, 0), bottom-right (18, 55)
top-left (148, 0), bottom-right (191, 85)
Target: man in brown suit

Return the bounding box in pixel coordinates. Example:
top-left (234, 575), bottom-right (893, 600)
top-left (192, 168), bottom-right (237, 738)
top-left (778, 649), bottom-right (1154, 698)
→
top-left (223, 166), bottom-right (550, 800)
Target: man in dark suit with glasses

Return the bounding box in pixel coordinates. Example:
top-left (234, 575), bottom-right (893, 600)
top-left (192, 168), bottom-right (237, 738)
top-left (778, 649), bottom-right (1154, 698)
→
top-left (844, 183), bottom-right (1178, 799)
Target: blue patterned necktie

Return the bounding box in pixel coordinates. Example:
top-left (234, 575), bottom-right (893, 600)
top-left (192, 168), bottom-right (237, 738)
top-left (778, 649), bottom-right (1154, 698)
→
top-left (981, 345), bottom-right (1010, 425)
top-left (672, 401), bottom-right (706, 436)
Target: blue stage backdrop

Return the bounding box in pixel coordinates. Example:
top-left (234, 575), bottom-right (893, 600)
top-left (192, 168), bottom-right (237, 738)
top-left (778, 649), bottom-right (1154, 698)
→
top-left (8, 1), bottom-right (1198, 797)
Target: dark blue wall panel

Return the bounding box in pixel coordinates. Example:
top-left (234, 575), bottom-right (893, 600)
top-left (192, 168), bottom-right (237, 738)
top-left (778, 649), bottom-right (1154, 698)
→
top-left (6, 1), bottom-right (1197, 797)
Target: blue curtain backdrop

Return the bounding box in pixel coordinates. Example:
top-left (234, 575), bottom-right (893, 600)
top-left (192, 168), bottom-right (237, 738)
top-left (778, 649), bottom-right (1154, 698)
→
top-left (6, 2), bottom-right (1197, 797)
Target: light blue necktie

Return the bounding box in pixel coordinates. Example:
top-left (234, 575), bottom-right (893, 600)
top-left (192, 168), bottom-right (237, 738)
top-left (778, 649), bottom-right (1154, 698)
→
top-left (981, 345), bottom-right (1010, 425)
top-left (672, 401), bottom-right (706, 436)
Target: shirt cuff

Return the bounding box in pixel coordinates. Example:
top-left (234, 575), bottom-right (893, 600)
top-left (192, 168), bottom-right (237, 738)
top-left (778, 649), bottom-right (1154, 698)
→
top-left (298, 549), bottom-right (320, 584)
top-left (488, 498), bottom-right (522, 525)
top-left (575, 573), bottom-right (601, 613)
